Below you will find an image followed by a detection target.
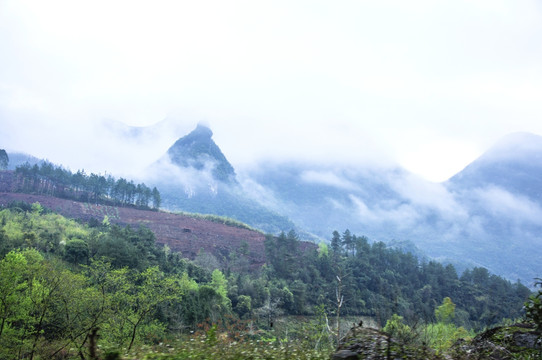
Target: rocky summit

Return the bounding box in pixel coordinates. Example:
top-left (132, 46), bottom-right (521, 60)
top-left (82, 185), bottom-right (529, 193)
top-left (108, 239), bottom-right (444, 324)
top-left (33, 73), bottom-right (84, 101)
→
top-left (167, 123), bottom-right (237, 184)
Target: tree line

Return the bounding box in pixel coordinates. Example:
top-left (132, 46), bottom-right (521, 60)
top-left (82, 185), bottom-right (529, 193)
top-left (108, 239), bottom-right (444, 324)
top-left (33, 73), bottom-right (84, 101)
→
top-left (263, 229), bottom-right (531, 330)
top-left (12, 161), bottom-right (161, 209)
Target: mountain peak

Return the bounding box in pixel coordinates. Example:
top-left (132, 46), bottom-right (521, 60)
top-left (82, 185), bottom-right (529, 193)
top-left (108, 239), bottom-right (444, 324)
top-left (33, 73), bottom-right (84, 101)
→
top-left (192, 123), bottom-right (213, 138)
top-left (167, 124), bottom-right (236, 183)
top-left (483, 132), bottom-right (542, 162)
top-left (448, 132), bottom-right (542, 200)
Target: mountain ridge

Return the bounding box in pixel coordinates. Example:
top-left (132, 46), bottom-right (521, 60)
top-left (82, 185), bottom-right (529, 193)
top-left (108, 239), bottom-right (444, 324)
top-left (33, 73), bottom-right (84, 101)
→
top-left (448, 132), bottom-right (542, 202)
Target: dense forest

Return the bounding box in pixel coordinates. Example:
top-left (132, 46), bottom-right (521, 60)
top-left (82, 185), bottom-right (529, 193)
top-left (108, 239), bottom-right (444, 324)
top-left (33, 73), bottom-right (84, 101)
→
top-left (0, 200), bottom-right (537, 359)
top-left (6, 162), bottom-right (161, 209)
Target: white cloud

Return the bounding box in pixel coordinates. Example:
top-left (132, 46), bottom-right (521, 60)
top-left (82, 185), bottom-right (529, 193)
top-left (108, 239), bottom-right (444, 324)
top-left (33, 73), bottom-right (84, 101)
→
top-left (300, 170), bottom-right (360, 191)
top-left (349, 195), bottom-right (422, 230)
top-left (388, 173), bottom-right (467, 220)
top-left (473, 186), bottom-right (542, 224)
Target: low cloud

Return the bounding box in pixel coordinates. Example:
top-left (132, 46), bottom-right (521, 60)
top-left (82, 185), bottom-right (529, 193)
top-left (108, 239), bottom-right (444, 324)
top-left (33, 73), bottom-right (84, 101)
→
top-left (472, 186), bottom-right (542, 224)
top-left (142, 155), bottom-right (221, 199)
top-left (348, 195), bottom-right (422, 230)
top-left (238, 176), bottom-right (283, 211)
top-left (387, 173), bottom-right (467, 221)
top-left (300, 170), bottom-right (360, 191)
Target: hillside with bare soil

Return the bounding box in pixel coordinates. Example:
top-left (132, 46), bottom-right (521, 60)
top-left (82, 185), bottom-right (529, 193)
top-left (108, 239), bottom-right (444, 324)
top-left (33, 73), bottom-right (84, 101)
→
top-left (0, 191), bottom-right (315, 267)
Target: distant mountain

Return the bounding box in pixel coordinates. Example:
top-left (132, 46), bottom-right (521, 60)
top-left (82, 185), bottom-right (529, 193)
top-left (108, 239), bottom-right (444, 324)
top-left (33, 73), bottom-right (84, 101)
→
top-left (167, 123), bottom-right (236, 184)
top-left (449, 132), bottom-right (542, 200)
top-left (239, 162), bottom-right (408, 239)
top-left (439, 132), bottom-right (542, 285)
top-left (143, 124), bottom-right (299, 235)
top-left (240, 133), bottom-right (542, 285)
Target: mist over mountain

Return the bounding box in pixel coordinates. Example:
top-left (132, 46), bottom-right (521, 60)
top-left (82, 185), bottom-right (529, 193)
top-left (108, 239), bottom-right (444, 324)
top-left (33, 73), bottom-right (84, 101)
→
top-left (449, 132), bottom-right (542, 200)
top-left (101, 117), bottom-right (192, 145)
top-left (439, 132), bottom-right (542, 285)
top-left (239, 132), bottom-right (542, 285)
top-left (167, 123), bottom-right (237, 184)
top-left (105, 123), bottom-right (542, 285)
top-left (238, 162), bottom-right (409, 238)
top-left (5, 152), bottom-right (43, 170)
top-left (141, 124), bottom-right (297, 235)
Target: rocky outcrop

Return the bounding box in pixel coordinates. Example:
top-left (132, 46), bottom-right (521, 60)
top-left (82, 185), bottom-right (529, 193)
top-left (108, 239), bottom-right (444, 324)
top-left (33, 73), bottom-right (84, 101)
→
top-left (331, 324), bottom-right (445, 360)
top-left (331, 323), bottom-right (541, 360)
top-left (450, 323), bottom-right (541, 359)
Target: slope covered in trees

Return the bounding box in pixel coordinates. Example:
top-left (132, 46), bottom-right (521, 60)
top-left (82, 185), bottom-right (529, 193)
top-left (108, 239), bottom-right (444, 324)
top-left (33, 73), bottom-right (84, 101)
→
top-left (263, 230), bottom-right (530, 330)
top-left (4, 162), bottom-right (161, 209)
top-left (0, 201), bottom-right (533, 359)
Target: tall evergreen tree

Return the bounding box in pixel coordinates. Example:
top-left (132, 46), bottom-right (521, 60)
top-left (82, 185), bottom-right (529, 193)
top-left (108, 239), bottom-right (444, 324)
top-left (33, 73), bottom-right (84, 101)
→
top-left (342, 229), bottom-right (353, 256)
top-left (331, 230), bottom-right (342, 254)
top-left (152, 187), bottom-right (161, 209)
top-left (0, 150), bottom-right (8, 170)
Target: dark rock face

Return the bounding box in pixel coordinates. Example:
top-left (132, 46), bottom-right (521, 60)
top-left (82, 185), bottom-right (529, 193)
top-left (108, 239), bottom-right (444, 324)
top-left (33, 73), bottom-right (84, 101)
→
top-left (513, 331), bottom-right (542, 350)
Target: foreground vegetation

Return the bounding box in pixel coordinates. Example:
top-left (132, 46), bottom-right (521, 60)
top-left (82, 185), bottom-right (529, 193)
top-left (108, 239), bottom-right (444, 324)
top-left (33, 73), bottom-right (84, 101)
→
top-left (0, 201), bottom-right (538, 359)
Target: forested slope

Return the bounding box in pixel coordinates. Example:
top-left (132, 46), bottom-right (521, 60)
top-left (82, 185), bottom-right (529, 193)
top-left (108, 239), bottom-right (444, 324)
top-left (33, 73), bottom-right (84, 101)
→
top-left (0, 202), bottom-right (531, 358)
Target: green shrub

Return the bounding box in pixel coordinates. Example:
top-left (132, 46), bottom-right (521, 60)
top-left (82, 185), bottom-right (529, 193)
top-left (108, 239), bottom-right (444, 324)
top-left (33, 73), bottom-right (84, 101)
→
top-left (524, 278), bottom-right (542, 331)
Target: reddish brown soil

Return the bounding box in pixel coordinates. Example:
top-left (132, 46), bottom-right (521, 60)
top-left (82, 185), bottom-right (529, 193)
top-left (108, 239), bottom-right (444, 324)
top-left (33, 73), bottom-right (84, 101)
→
top-left (0, 192), bottom-right (316, 267)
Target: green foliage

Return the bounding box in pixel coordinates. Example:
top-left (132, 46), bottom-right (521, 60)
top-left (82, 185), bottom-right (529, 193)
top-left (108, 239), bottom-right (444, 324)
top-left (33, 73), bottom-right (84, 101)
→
top-left (435, 297), bottom-right (456, 324)
top-left (211, 269), bottom-right (231, 311)
top-left (64, 238), bottom-right (89, 264)
top-left (0, 204), bottom-right (91, 256)
top-left (330, 230), bottom-right (341, 254)
top-left (264, 230), bottom-right (300, 280)
top-left (30, 202), bottom-right (43, 215)
top-left (418, 297), bottom-right (473, 354)
top-left (235, 295), bottom-right (252, 319)
top-left (115, 266), bottom-right (182, 350)
top-left (424, 322), bottom-right (472, 354)
top-left (383, 314), bottom-right (413, 343)
top-left (0, 249), bottom-right (112, 359)
top-left (0, 206), bottom-right (534, 359)
top-left (317, 242), bottom-right (328, 258)
top-left (0, 249), bottom-right (32, 353)
top-left (524, 278), bottom-right (542, 331)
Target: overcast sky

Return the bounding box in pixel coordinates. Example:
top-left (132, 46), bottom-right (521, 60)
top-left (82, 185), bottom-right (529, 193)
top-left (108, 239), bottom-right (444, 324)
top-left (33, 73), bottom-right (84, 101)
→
top-left (1, 0), bottom-right (542, 181)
